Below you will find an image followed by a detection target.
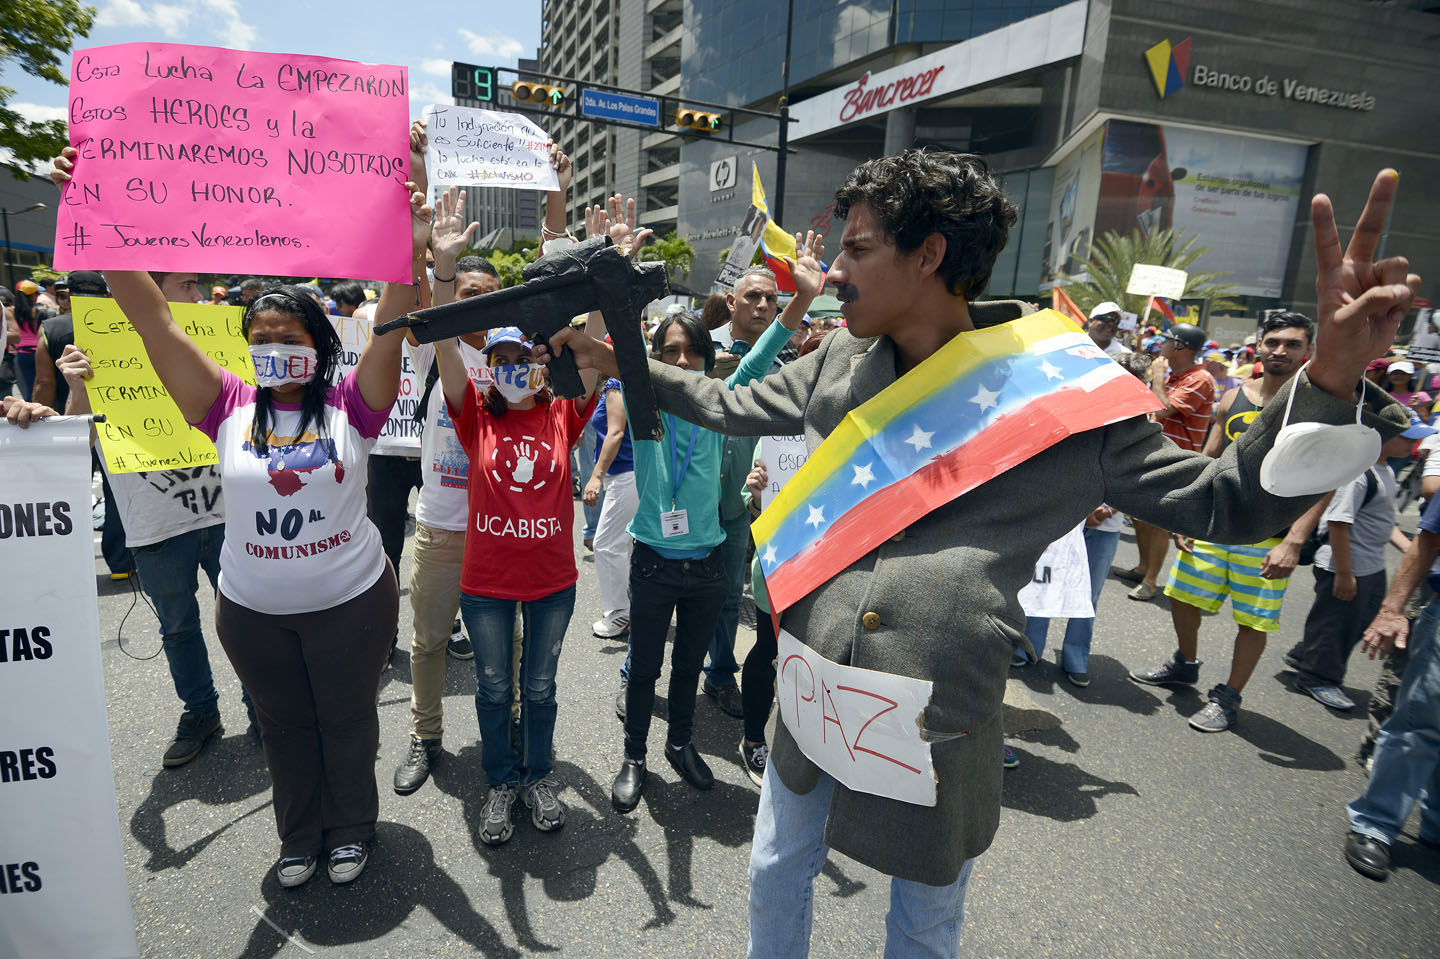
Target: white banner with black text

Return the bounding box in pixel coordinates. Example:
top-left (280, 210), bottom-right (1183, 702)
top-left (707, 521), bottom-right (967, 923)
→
top-left (0, 417), bottom-right (139, 959)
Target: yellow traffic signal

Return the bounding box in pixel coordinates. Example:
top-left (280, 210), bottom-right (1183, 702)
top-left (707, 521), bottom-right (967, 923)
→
top-left (675, 107), bottom-right (723, 132)
top-left (513, 81), bottom-right (565, 106)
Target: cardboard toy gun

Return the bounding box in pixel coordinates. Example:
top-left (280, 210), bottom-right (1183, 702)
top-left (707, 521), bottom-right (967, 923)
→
top-left (374, 236), bottom-right (669, 440)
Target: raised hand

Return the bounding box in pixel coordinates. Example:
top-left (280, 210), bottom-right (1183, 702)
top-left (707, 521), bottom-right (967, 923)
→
top-left (1307, 170), bottom-right (1423, 399)
top-left (607, 193), bottom-right (653, 260)
top-left (786, 230), bottom-right (826, 299)
top-left (405, 181), bottom-right (433, 260)
top-left (432, 186), bottom-right (479, 263)
top-left (409, 119), bottom-right (429, 198)
top-left (548, 143), bottom-right (573, 193)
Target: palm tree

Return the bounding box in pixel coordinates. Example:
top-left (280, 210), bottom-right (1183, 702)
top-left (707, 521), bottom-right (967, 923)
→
top-left (640, 232), bottom-right (696, 280)
top-left (1058, 228), bottom-right (1242, 320)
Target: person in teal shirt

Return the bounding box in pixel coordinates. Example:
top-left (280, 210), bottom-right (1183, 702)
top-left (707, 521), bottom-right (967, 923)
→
top-left (610, 232), bottom-right (823, 813)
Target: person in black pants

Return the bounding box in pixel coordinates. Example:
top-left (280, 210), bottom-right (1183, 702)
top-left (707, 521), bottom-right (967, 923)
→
top-left (739, 456), bottom-right (779, 786)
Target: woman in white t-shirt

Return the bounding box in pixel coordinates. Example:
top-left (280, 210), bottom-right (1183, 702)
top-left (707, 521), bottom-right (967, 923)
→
top-left (90, 183), bottom-right (431, 890)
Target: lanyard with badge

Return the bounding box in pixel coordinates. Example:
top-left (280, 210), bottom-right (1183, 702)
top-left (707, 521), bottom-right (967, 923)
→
top-left (660, 413), bottom-right (697, 537)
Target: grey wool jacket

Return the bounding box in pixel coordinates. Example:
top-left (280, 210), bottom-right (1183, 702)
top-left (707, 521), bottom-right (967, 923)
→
top-left (646, 306), bottom-right (1408, 886)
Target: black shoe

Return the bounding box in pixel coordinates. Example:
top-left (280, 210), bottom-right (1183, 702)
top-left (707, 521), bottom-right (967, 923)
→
top-left (611, 759), bottom-right (646, 812)
top-left (703, 677), bottom-right (744, 718)
top-left (615, 682), bottom-right (627, 722)
top-left (665, 742), bottom-right (714, 790)
top-left (1344, 831), bottom-right (1391, 881)
top-left (393, 736), bottom-right (441, 795)
top-left (163, 709), bottom-right (222, 767)
top-left (447, 619), bottom-right (474, 660)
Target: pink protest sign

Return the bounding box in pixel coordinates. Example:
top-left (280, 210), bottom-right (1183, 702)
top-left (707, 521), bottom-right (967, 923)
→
top-left (54, 43), bottom-right (412, 281)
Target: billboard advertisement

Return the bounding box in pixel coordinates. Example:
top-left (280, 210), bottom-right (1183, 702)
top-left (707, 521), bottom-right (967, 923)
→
top-left (1045, 120), bottom-right (1309, 298)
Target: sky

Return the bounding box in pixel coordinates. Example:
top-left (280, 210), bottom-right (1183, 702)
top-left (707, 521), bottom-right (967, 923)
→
top-left (4, 0), bottom-right (544, 129)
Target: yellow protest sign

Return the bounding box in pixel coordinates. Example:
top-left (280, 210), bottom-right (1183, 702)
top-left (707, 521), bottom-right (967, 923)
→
top-left (73, 296), bottom-right (254, 473)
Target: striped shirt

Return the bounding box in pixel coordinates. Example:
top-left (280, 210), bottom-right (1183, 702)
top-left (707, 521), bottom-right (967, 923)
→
top-left (1160, 364), bottom-right (1216, 451)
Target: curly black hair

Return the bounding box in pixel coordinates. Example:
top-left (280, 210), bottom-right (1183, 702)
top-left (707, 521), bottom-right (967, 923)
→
top-left (833, 149), bottom-right (1018, 301)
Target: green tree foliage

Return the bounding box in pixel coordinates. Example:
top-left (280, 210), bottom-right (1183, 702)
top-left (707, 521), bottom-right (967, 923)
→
top-left (640, 232), bottom-right (695, 279)
top-left (2, 1), bottom-right (96, 180)
top-left (1058, 228), bottom-right (1243, 319)
top-left (472, 249), bottom-right (529, 288)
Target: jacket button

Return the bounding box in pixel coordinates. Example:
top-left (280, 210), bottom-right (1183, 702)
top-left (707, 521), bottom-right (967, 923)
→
top-left (862, 611), bottom-right (882, 630)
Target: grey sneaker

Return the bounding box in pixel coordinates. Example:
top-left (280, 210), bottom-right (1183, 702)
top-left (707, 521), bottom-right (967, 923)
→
top-left (163, 709), bottom-right (222, 767)
top-left (326, 842), bottom-right (369, 884)
top-left (1129, 650), bottom-right (1201, 687)
top-left (1298, 682), bottom-right (1355, 711)
top-left (521, 778), bottom-right (566, 832)
top-left (480, 784), bottom-right (517, 846)
top-left (739, 738), bottom-right (769, 788)
top-left (1190, 684), bottom-right (1241, 732)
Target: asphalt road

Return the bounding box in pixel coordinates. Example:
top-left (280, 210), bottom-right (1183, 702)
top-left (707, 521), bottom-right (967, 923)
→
top-left (89, 498), bottom-right (1439, 958)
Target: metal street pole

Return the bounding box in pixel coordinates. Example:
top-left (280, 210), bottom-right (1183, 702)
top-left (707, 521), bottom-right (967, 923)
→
top-left (1, 203), bottom-right (46, 292)
top-left (774, 0), bottom-right (796, 226)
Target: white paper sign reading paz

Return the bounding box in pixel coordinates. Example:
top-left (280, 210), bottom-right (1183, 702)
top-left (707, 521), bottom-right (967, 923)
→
top-left (778, 629), bottom-right (936, 806)
top-left (1018, 521), bottom-right (1094, 619)
top-left (759, 434), bottom-right (809, 509)
top-left (422, 104), bottom-right (559, 191)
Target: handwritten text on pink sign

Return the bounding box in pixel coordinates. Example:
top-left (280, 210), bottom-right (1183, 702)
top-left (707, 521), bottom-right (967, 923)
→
top-left (54, 43), bottom-right (412, 281)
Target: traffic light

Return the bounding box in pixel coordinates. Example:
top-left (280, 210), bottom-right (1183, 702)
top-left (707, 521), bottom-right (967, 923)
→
top-left (450, 62), bottom-right (495, 102)
top-left (513, 81), bottom-right (566, 106)
top-left (675, 107), bottom-right (723, 132)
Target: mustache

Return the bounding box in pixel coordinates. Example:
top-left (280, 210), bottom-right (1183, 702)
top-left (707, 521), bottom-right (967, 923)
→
top-left (834, 284), bottom-right (859, 302)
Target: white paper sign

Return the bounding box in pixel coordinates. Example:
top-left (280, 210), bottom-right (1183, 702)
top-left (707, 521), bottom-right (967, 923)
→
top-left (759, 434), bottom-right (809, 509)
top-left (0, 417), bottom-right (140, 959)
top-left (422, 104), bottom-right (560, 191)
top-left (1018, 522), bottom-right (1094, 619)
top-left (716, 203), bottom-right (768, 289)
top-left (1126, 263), bottom-right (1188, 300)
top-left (330, 313), bottom-right (421, 454)
top-left (778, 629), bottom-right (937, 806)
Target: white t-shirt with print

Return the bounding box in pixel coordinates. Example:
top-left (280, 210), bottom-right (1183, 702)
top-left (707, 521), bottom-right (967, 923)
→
top-left (408, 339), bottom-right (492, 532)
top-left (100, 447), bottom-right (224, 548)
top-left (197, 369), bottom-right (389, 614)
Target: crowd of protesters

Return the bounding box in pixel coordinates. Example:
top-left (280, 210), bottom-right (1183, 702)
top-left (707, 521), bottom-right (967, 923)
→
top-left (2, 110), bottom-right (1435, 957)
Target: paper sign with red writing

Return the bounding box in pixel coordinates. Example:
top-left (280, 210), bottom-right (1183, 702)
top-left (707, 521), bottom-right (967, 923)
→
top-left (422, 104), bottom-right (559, 191)
top-left (329, 313), bottom-right (421, 455)
top-left (777, 628), bottom-right (937, 807)
top-left (74, 295), bottom-right (253, 473)
top-left (54, 42), bottom-right (411, 281)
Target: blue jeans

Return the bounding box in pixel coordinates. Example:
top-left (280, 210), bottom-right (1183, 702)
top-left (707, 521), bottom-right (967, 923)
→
top-left (576, 423), bottom-right (603, 540)
top-left (1023, 527), bottom-right (1120, 674)
top-left (130, 525), bottom-right (243, 715)
top-left (1347, 601), bottom-right (1440, 846)
top-left (748, 762), bottom-right (975, 958)
top-left (705, 511), bottom-right (750, 687)
top-left (460, 585), bottom-right (575, 787)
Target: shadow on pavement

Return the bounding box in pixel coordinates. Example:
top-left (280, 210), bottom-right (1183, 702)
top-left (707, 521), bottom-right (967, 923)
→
top-left (1000, 748), bottom-right (1139, 822)
top-left (432, 751), bottom-right (680, 947)
top-left (1231, 709), bottom-right (1347, 770)
top-left (1013, 654), bottom-right (1168, 717)
top-left (129, 731), bottom-right (272, 872)
top-left (237, 821), bottom-right (519, 958)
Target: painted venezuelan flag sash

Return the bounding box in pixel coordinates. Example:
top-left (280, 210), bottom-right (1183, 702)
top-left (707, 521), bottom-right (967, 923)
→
top-left (753, 310), bottom-right (1162, 614)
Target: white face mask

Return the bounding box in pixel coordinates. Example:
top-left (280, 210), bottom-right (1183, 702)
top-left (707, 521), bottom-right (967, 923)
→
top-left (250, 344), bottom-right (319, 389)
top-left (492, 363), bottom-right (544, 403)
top-left (1260, 363), bottom-right (1380, 497)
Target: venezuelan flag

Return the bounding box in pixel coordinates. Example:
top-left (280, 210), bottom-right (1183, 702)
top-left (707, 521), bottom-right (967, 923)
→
top-left (752, 310), bottom-right (1162, 614)
top-left (751, 163), bottom-right (829, 292)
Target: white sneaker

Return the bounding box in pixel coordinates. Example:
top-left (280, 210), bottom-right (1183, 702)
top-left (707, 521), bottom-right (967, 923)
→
top-left (593, 611), bottom-right (630, 639)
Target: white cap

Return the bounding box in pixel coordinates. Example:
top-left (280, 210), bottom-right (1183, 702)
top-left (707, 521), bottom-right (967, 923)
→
top-left (1389, 360), bottom-right (1416, 376)
top-left (1089, 301), bottom-right (1122, 319)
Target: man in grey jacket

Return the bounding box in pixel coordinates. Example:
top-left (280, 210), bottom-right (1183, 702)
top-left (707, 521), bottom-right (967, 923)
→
top-left (541, 154), bottom-right (1416, 957)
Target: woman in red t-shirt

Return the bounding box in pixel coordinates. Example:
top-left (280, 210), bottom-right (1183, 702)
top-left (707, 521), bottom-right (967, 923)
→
top-left (426, 180), bottom-right (635, 848)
